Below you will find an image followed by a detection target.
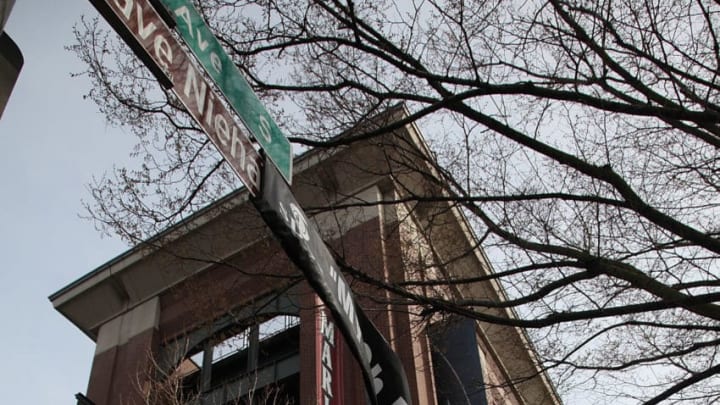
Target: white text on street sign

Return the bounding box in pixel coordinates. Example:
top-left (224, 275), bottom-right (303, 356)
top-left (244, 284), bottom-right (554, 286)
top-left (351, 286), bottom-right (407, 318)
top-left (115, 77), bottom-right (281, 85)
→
top-left (160, 0), bottom-right (293, 184)
top-left (90, 0), bottom-right (261, 195)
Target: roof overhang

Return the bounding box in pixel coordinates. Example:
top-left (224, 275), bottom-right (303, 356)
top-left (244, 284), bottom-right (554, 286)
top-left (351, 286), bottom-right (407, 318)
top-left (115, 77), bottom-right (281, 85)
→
top-left (49, 105), bottom-right (412, 339)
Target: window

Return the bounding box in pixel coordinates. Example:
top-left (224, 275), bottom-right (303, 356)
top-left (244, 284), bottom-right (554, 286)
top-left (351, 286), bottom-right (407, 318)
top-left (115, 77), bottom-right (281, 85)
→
top-left (178, 315), bottom-right (301, 404)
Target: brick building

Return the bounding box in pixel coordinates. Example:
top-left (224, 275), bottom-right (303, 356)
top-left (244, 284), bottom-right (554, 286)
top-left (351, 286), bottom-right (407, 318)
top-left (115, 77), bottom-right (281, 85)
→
top-left (51, 106), bottom-right (561, 405)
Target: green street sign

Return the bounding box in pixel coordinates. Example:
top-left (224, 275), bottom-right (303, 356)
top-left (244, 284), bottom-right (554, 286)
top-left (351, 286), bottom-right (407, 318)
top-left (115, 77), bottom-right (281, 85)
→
top-left (160, 0), bottom-right (293, 184)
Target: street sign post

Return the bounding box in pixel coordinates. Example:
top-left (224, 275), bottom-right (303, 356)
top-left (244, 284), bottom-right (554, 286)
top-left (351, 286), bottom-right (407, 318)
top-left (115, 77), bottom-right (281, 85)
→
top-left (89, 0), bottom-right (262, 195)
top-left (252, 161), bottom-right (412, 405)
top-left (158, 0), bottom-right (293, 184)
top-left (90, 0), bottom-right (411, 403)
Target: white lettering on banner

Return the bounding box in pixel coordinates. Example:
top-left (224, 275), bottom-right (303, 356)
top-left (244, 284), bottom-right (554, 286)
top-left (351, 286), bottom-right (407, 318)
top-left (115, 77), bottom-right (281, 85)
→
top-left (322, 341), bottom-right (333, 368)
top-left (276, 201), bottom-right (310, 242)
top-left (320, 312), bottom-right (335, 404)
top-left (321, 314), bottom-right (335, 341)
top-left (273, 197), bottom-right (401, 401)
top-left (372, 363), bottom-right (384, 393)
top-left (290, 203), bottom-right (310, 241)
top-left (322, 366), bottom-right (333, 397)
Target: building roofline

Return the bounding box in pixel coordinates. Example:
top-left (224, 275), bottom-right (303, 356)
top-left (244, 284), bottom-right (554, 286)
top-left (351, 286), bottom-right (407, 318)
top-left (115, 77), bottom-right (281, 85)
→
top-left (49, 103), bottom-right (408, 303)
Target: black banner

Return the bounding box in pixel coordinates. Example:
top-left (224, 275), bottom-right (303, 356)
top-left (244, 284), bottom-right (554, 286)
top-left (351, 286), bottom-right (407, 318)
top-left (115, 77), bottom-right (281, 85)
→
top-left (252, 160), bottom-right (412, 405)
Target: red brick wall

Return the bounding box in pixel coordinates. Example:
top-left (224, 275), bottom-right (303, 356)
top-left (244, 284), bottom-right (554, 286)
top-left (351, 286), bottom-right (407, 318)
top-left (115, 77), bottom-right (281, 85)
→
top-left (86, 216), bottom-right (445, 404)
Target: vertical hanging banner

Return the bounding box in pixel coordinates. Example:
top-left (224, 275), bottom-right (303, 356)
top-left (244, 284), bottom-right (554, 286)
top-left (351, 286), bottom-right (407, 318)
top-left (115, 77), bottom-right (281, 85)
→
top-left (157, 0), bottom-right (293, 185)
top-left (88, 0), bottom-right (261, 195)
top-left (252, 161), bottom-right (412, 405)
top-left (318, 310), bottom-right (342, 405)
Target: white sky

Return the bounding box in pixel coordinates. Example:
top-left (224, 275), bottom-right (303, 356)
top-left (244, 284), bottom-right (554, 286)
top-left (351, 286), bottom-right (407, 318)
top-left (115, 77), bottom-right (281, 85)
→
top-left (0, 1), bottom-right (133, 403)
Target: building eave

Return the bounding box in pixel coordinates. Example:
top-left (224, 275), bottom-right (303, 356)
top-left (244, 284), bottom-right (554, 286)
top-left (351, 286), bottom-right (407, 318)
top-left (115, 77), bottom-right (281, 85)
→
top-left (48, 104), bottom-right (409, 338)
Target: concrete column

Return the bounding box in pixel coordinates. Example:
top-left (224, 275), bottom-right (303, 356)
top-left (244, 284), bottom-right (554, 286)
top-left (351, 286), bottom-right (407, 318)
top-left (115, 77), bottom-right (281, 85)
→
top-left (87, 298), bottom-right (161, 405)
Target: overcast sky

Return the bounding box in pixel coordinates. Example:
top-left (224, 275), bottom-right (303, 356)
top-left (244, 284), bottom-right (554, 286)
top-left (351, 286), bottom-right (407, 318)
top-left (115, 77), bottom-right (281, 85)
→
top-left (0, 1), bottom-right (133, 403)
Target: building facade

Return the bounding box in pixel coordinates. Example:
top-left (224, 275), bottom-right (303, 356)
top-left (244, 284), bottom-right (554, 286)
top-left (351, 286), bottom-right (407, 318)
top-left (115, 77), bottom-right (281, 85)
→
top-left (51, 106), bottom-right (561, 405)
